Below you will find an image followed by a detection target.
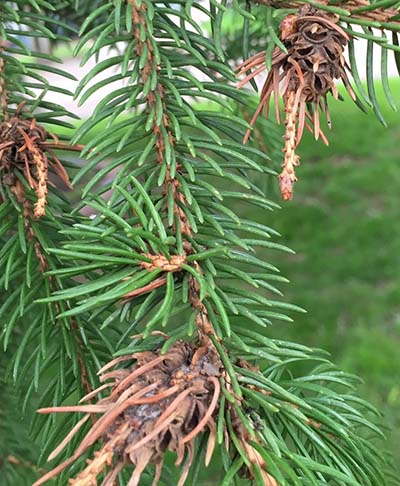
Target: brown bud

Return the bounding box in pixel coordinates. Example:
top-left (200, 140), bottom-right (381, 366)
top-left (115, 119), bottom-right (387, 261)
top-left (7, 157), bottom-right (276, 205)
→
top-left (280, 14), bottom-right (297, 40)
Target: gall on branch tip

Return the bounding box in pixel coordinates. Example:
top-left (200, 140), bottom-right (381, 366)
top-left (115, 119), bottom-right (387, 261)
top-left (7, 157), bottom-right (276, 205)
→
top-left (0, 104), bottom-right (81, 219)
top-left (237, 5), bottom-right (354, 201)
top-left (34, 342), bottom-right (222, 486)
top-left (34, 340), bottom-right (279, 486)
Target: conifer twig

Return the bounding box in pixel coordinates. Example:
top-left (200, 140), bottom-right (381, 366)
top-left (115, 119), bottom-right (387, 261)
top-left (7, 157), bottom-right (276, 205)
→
top-left (125, 0), bottom-right (217, 341)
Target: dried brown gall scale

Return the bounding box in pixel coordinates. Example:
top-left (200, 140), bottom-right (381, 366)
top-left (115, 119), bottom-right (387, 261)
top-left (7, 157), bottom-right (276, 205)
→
top-left (237, 5), bottom-right (354, 200)
top-left (34, 342), bottom-right (222, 486)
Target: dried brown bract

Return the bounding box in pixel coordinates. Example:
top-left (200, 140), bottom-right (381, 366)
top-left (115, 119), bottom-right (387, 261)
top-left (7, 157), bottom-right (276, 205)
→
top-left (34, 341), bottom-right (222, 486)
top-left (0, 108), bottom-right (72, 218)
top-left (119, 254), bottom-right (186, 302)
top-left (140, 253), bottom-right (187, 273)
top-left (237, 5), bottom-right (353, 200)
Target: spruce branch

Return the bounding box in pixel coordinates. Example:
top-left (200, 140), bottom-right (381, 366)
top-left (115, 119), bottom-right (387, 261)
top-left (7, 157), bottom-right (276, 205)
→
top-left (121, 0), bottom-right (213, 340)
top-left (0, 0), bottom-right (396, 485)
top-left (30, 1), bottom-right (395, 485)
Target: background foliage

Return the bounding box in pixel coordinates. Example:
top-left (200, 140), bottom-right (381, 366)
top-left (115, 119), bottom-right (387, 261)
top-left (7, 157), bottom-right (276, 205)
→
top-left (259, 79), bottom-right (400, 466)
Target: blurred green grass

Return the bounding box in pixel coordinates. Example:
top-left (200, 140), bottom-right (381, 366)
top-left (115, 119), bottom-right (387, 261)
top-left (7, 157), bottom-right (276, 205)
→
top-left (258, 80), bottom-right (400, 461)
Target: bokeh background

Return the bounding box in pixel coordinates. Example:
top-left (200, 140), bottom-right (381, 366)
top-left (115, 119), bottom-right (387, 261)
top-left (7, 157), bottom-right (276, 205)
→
top-left (253, 81), bottom-right (400, 462)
